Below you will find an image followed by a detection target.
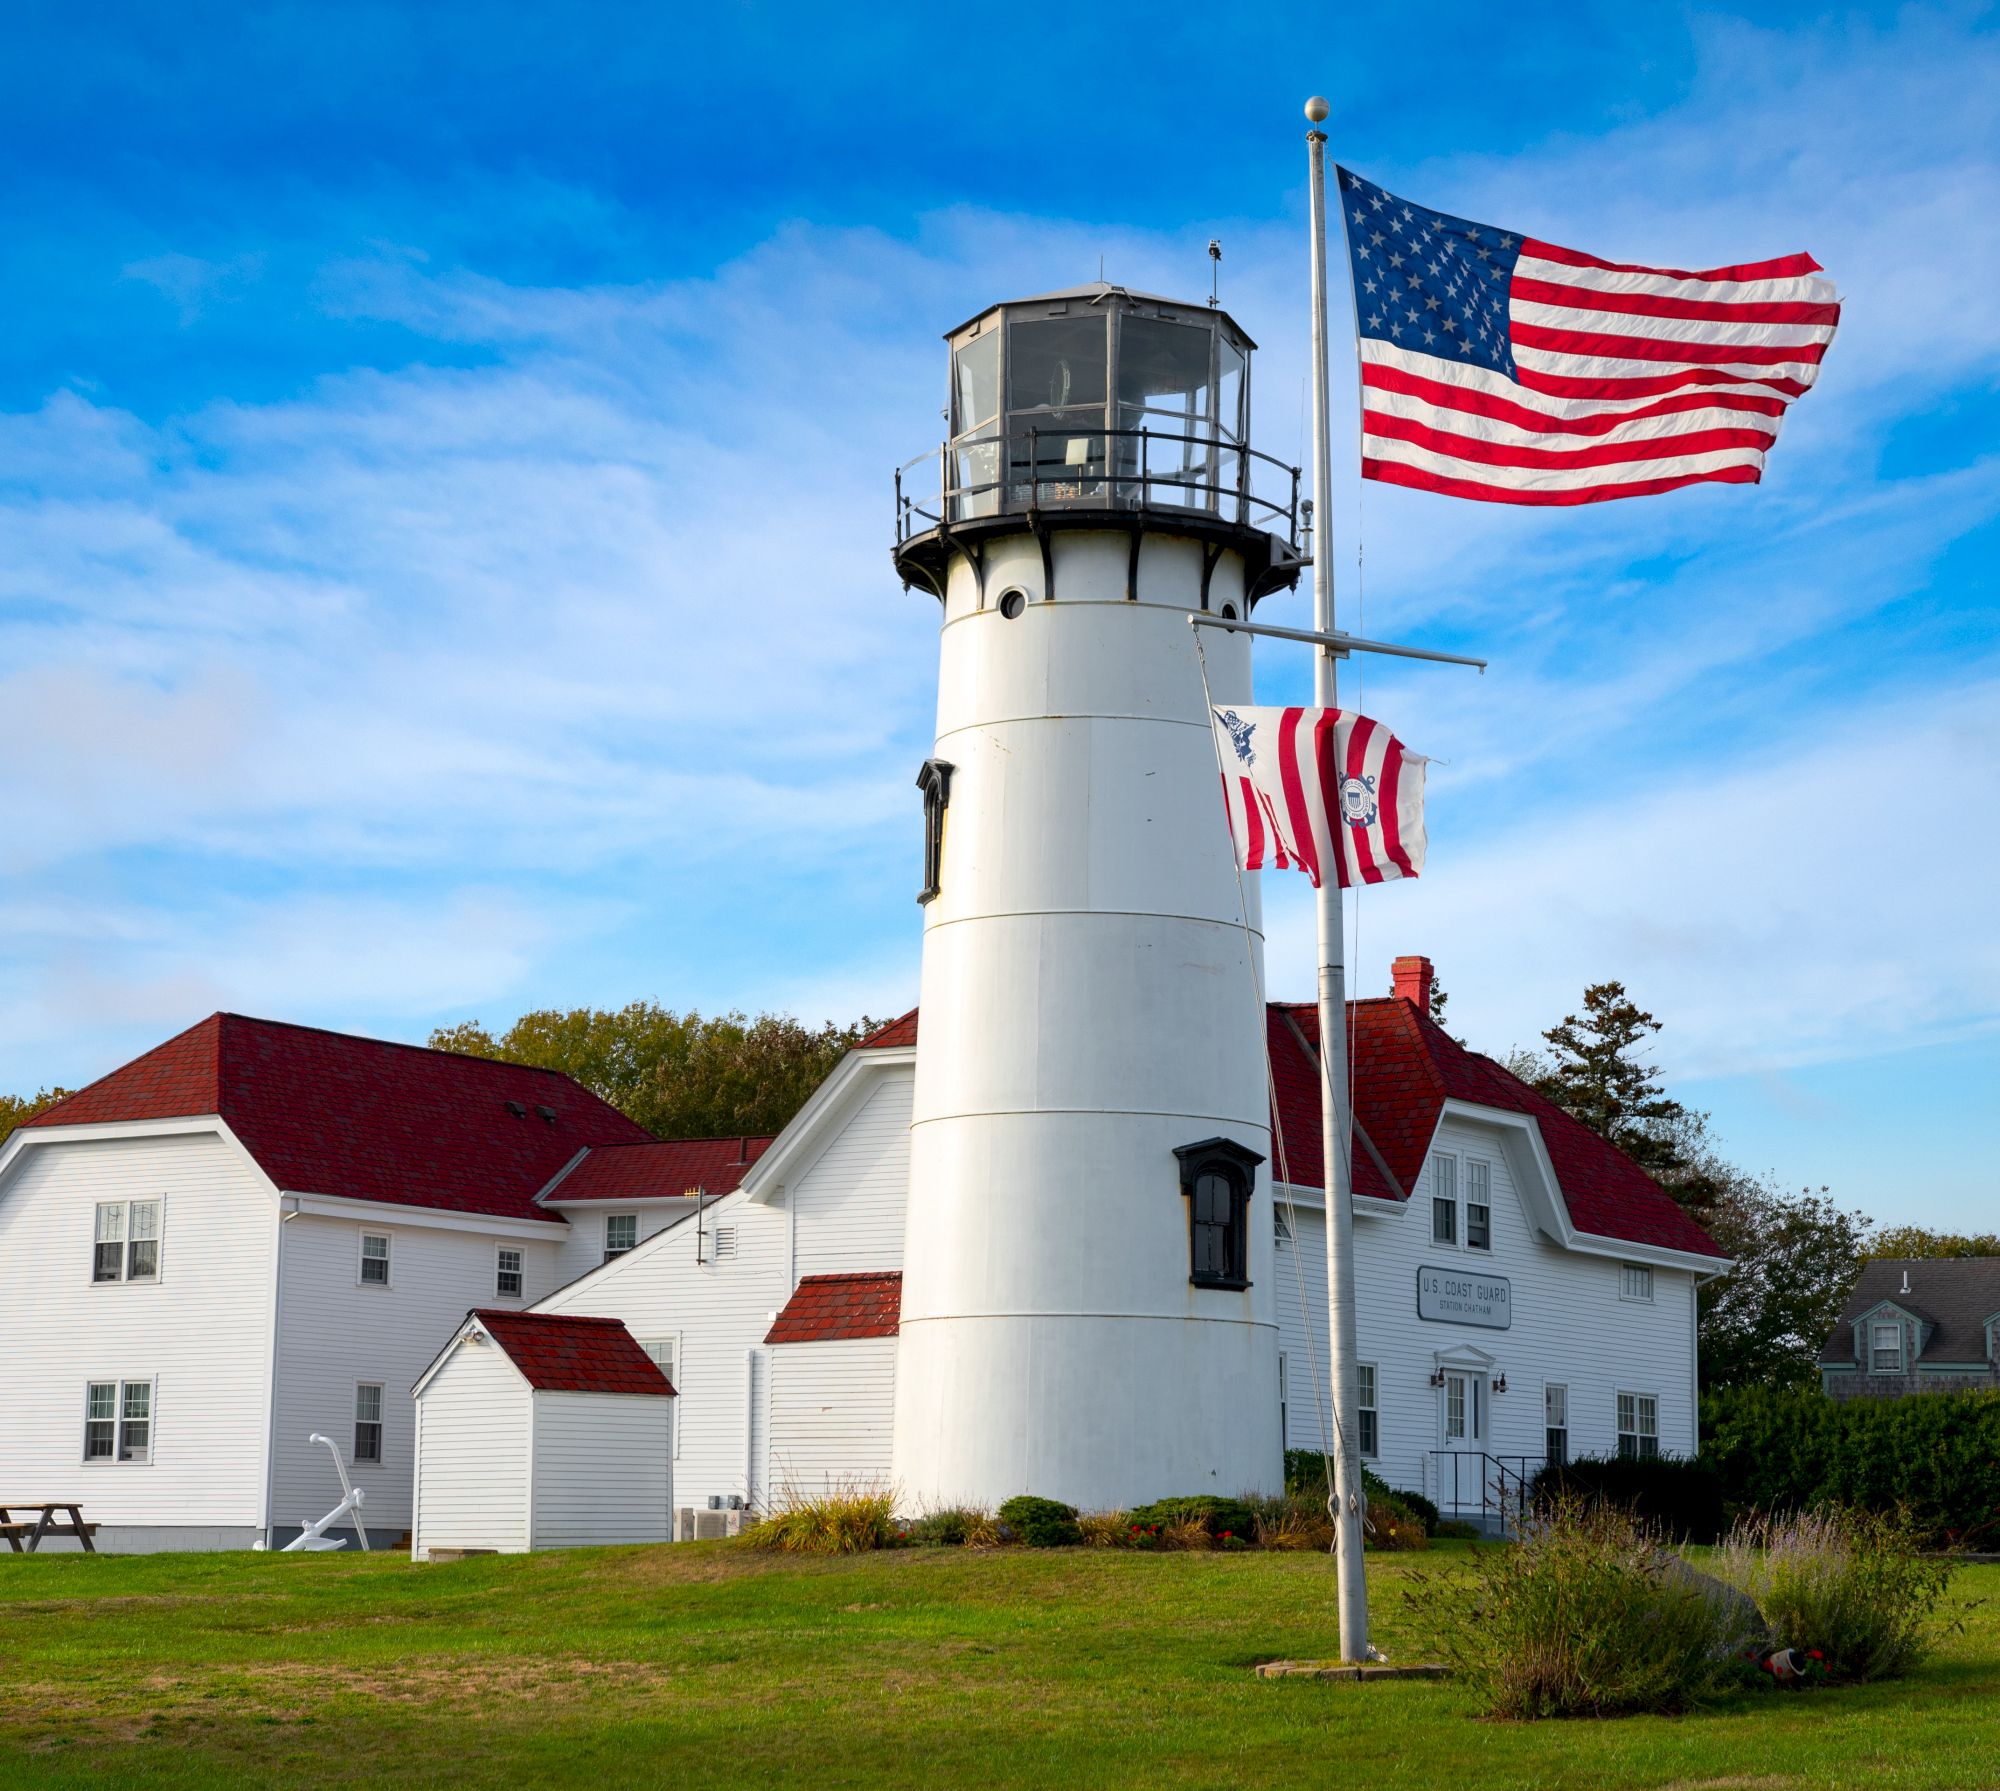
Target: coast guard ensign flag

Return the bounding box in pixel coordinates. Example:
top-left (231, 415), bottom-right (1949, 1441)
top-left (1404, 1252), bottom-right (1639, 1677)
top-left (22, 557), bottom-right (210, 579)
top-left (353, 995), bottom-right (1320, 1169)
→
top-left (1211, 706), bottom-right (1426, 890)
top-left (1338, 166), bottom-right (1840, 505)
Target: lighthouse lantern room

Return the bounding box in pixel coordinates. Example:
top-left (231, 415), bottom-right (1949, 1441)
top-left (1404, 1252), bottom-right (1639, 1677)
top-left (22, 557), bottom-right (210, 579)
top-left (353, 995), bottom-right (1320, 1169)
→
top-left (890, 282), bottom-right (1307, 1511)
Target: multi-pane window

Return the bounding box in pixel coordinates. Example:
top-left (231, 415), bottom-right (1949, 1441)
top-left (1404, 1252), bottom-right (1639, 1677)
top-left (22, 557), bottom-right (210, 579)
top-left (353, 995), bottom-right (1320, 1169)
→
top-left (1465, 1160), bottom-right (1491, 1251)
top-left (353, 1384), bottom-right (383, 1464)
top-left (1544, 1383), bottom-right (1569, 1464)
top-left (1431, 1156), bottom-right (1457, 1245)
top-left (1174, 1138), bottom-right (1260, 1291)
top-left (1444, 1373), bottom-right (1467, 1443)
top-left (1870, 1320), bottom-right (1904, 1374)
top-left (1620, 1262), bottom-right (1654, 1302)
top-left (495, 1246), bottom-right (524, 1298)
top-left (605, 1214), bottom-right (638, 1261)
top-left (359, 1232), bottom-right (391, 1285)
top-left (86, 1380), bottom-right (153, 1462)
top-left (92, 1201), bottom-right (161, 1283)
top-left (1274, 1208), bottom-right (1292, 1247)
top-left (1357, 1361), bottom-right (1379, 1458)
top-left (1616, 1391), bottom-right (1659, 1460)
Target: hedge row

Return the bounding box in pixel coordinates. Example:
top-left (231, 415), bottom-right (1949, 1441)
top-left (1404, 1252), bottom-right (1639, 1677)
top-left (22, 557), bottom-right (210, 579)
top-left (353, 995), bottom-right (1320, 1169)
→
top-left (1700, 1386), bottom-right (2000, 1546)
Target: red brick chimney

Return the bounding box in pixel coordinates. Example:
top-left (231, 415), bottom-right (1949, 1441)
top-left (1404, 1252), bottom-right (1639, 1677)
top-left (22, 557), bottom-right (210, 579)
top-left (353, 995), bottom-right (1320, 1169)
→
top-left (1391, 955), bottom-right (1435, 1012)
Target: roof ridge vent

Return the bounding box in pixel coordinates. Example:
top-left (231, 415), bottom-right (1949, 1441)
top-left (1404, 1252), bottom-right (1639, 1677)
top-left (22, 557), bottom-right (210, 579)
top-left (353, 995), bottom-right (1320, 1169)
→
top-left (504, 1100), bottom-right (527, 1118)
top-left (535, 1104), bottom-right (557, 1123)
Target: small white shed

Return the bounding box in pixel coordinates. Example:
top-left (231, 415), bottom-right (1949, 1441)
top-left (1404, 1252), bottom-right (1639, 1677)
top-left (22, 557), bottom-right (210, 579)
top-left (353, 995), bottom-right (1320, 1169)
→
top-left (412, 1309), bottom-right (674, 1560)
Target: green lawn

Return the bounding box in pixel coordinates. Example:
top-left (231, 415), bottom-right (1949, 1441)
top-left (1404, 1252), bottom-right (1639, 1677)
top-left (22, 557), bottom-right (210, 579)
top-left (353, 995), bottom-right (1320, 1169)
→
top-left (2, 1543), bottom-right (1995, 1789)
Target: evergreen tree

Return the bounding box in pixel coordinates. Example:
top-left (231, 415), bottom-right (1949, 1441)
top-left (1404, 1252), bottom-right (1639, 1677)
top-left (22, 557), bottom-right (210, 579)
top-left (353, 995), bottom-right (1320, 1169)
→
top-left (1533, 981), bottom-right (1719, 1216)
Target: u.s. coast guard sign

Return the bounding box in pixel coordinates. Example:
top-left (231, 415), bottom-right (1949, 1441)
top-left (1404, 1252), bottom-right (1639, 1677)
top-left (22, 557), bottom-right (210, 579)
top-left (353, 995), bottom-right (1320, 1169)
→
top-left (1417, 1266), bottom-right (1512, 1330)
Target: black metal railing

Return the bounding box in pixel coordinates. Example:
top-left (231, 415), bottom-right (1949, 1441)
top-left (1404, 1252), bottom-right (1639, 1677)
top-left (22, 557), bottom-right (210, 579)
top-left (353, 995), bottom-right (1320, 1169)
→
top-left (1430, 1451), bottom-right (1545, 1532)
top-left (895, 425), bottom-right (1302, 550)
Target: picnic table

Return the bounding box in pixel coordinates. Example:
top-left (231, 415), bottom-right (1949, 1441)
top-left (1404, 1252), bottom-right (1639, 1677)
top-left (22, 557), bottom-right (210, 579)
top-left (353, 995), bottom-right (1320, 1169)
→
top-left (0, 1503), bottom-right (97, 1553)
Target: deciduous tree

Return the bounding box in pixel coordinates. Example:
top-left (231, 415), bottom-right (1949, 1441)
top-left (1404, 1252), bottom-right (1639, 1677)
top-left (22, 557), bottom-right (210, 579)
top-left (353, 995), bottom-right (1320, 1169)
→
top-left (0, 1088), bottom-right (72, 1148)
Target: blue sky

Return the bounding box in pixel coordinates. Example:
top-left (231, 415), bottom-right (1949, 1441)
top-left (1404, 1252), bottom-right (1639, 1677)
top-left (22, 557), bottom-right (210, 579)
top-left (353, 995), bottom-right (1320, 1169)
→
top-left (3, 3), bottom-right (1995, 1228)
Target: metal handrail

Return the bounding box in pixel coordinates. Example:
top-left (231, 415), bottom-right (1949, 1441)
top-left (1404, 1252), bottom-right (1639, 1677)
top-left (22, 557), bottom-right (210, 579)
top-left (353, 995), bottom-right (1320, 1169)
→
top-left (1431, 1451), bottom-right (1545, 1530)
top-left (895, 425), bottom-right (1302, 548)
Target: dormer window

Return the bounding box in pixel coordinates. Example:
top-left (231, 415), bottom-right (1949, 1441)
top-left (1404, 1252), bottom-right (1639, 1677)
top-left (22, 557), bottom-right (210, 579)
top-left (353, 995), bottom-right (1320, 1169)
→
top-left (916, 759), bottom-right (953, 905)
top-left (1174, 1138), bottom-right (1263, 1291)
top-left (1870, 1319), bottom-right (1905, 1374)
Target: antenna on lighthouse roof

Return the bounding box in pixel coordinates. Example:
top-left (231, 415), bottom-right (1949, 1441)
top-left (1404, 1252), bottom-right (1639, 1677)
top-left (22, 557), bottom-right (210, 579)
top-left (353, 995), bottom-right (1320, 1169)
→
top-left (1208, 239), bottom-right (1222, 307)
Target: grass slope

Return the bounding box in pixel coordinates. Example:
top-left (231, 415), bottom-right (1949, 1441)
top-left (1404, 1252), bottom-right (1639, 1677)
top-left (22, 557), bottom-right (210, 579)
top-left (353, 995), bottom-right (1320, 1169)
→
top-left (1, 1544), bottom-right (1995, 1789)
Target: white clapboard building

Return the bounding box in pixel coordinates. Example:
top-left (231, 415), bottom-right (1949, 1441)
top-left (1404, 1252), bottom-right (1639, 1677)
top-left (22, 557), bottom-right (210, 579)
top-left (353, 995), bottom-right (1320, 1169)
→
top-left (523, 958), bottom-right (1727, 1526)
top-left (0, 1013), bottom-right (681, 1551)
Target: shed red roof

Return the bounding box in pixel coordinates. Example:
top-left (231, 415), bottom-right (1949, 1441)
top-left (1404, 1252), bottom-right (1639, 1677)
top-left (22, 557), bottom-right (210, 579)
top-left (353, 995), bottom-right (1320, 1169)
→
top-left (547, 1136), bottom-right (774, 1203)
top-left (21, 1013), bottom-right (653, 1223)
top-left (472, 1310), bottom-right (674, 1396)
top-left (765, 1271), bottom-right (904, 1345)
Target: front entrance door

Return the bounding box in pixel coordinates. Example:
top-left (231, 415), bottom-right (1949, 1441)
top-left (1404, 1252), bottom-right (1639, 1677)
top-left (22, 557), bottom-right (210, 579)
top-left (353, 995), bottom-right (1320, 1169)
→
top-left (1438, 1369), bottom-right (1490, 1517)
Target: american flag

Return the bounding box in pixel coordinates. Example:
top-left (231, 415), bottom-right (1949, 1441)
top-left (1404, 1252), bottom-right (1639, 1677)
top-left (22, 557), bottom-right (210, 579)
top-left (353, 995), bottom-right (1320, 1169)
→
top-left (1210, 705), bottom-right (1426, 890)
top-left (1338, 167), bottom-right (1841, 506)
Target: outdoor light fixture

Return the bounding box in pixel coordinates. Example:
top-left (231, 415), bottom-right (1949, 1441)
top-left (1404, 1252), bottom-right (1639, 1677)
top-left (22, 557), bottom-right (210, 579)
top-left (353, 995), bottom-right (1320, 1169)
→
top-left (1493, 1374), bottom-right (1508, 1394)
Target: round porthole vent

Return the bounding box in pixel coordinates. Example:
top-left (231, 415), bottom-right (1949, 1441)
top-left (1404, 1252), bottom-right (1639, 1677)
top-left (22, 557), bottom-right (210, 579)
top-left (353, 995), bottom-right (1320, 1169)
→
top-left (997, 589), bottom-right (1027, 619)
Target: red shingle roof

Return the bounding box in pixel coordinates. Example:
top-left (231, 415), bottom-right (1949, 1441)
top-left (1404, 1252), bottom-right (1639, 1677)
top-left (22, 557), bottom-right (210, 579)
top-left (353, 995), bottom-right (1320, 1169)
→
top-left (856, 1010), bottom-right (918, 1049)
top-left (547, 1136), bottom-right (775, 1203)
top-left (472, 1310), bottom-right (674, 1395)
top-left (1271, 997), bottom-right (1723, 1258)
top-left (765, 1272), bottom-right (904, 1344)
top-left (22, 1014), bottom-right (654, 1223)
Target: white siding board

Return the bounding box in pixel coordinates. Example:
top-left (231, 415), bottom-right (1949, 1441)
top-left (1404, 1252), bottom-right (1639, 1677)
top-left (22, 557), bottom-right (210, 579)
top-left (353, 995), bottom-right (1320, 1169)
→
top-left (529, 1392), bottom-right (674, 1548)
top-left (536, 1190), bottom-right (787, 1514)
top-left (0, 1133), bottom-right (277, 1542)
top-left (412, 1339), bottom-right (531, 1556)
top-left (790, 1074), bottom-right (912, 1277)
top-left (767, 1337), bottom-right (898, 1498)
top-left (268, 1212), bottom-right (565, 1538)
top-left (1276, 1113), bottom-right (1700, 1506)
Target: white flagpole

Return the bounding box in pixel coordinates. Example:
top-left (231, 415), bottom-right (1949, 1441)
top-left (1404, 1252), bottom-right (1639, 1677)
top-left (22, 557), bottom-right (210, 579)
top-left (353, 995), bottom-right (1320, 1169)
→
top-left (1305, 94), bottom-right (1370, 1664)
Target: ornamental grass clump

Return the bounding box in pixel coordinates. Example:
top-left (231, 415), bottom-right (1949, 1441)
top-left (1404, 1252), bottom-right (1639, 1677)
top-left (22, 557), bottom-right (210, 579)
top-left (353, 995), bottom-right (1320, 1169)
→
top-left (738, 1489), bottom-right (898, 1554)
top-left (1714, 1506), bottom-right (1957, 1682)
top-left (1076, 1510), bottom-right (1132, 1548)
top-left (1406, 1496), bottom-right (1765, 1719)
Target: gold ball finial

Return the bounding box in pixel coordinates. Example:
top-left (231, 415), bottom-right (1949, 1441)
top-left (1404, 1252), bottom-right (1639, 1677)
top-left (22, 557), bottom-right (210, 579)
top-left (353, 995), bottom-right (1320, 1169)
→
top-left (1305, 96), bottom-right (1329, 123)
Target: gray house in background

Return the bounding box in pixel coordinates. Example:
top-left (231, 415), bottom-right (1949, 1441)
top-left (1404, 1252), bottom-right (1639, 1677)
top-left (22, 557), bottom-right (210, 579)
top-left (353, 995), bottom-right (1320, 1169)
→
top-left (1820, 1259), bottom-right (2000, 1400)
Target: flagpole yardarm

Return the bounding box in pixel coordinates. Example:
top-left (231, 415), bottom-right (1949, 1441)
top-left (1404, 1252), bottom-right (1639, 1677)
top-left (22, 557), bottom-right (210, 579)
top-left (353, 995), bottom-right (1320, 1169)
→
top-left (1307, 96), bottom-right (1374, 1667)
top-left (1189, 611), bottom-right (1487, 671)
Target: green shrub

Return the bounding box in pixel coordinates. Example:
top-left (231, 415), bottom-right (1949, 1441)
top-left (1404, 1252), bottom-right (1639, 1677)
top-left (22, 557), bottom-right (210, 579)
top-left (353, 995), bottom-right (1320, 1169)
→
top-left (1406, 1496), bottom-right (1765, 1718)
top-left (1532, 1454), bottom-right (1728, 1544)
top-left (1285, 1456), bottom-right (1439, 1533)
top-left (1715, 1506), bottom-right (1959, 1682)
top-left (997, 1495), bottom-right (1081, 1547)
top-left (739, 1490), bottom-right (898, 1554)
top-left (1702, 1386), bottom-right (2000, 1547)
top-left (902, 1506), bottom-right (1000, 1547)
top-left (1432, 1520), bottom-right (1481, 1541)
top-left (1364, 1487), bottom-right (1430, 1551)
top-left (1124, 1496), bottom-right (1257, 1545)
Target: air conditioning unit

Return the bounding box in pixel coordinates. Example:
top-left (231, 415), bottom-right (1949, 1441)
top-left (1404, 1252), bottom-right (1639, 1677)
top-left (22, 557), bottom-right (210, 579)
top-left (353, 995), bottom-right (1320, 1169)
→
top-left (693, 1510), bottom-right (729, 1542)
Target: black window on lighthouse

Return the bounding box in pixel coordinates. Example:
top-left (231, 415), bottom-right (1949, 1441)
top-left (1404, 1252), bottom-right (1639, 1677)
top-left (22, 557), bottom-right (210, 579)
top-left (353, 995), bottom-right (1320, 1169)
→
top-left (1174, 1138), bottom-right (1263, 1290)
top-left (916, 758), bottom-right (953, 904)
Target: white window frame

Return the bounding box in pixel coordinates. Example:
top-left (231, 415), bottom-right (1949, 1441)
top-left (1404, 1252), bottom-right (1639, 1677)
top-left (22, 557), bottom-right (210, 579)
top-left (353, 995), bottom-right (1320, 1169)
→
top-left (91, 1198), bottom-right (163, 1286)
top-left (353, 1382), bottom-right (384, 1466)
top-left (1544, 1382), bottom-right (1568, 1465)
top-left (604, 1213), bottom-right (638, 1261)
top-left (1357, 1361), bottom-right (1379, 1458)
top-left (1430, 1154), bottom-right (1458, 1246)
top-left (1870, 1319), bottom-right (1904, 1375)
top-left (1619, 1261), bottom-right (1654, 1303)
top-left (495, 1245), bottom-right (524, 1299)
top-left (358, 1231), bottom-right (392, 1287)
top-left (1464, 1159), bottom-right (1492, 1252)
top-left (640, 1335), bottom-right (680, 1457)
top-left (1273, 1207), bottom-right (1292, 1247)
top-left (1616, 1389), bottom-right (1659, 1460)
top-left (83, 1377), bottom-right (155, 1464)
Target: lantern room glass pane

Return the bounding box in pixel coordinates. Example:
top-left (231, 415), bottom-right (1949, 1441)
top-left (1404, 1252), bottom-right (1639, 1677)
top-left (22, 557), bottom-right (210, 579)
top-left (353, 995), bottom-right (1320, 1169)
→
top-left (952, 331), bottom-right (998, 435)
top-left (1118, 316), bottom-right (1215, 510)
top-left (1218, 337), bottom-right (1246, 442)
top-left (1008, 315), bottom-right (1107, 415)
top-left (1007, 315), bottom-right (1109, 505)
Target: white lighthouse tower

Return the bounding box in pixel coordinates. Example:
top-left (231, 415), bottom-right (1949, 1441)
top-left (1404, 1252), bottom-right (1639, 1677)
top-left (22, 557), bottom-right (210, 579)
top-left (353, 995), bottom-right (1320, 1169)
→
top-left (890, 283), bottom-right (1307, 1510)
